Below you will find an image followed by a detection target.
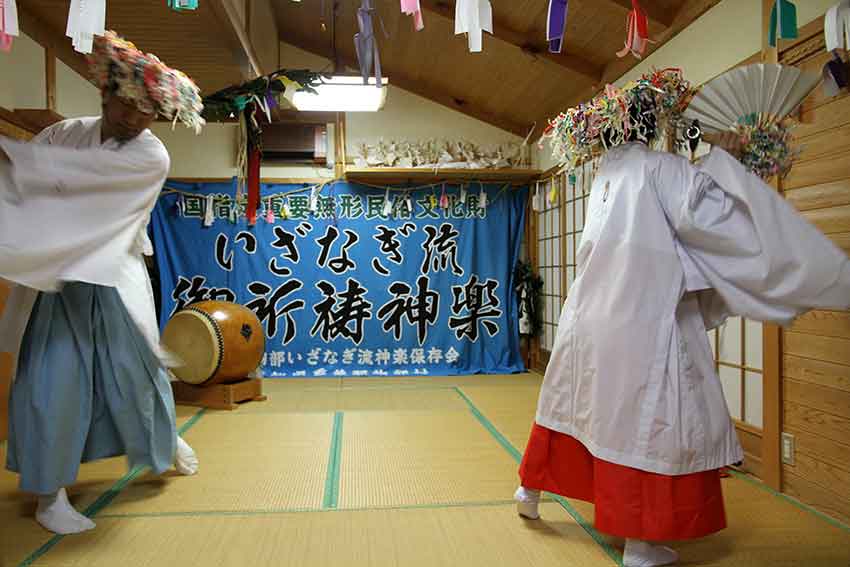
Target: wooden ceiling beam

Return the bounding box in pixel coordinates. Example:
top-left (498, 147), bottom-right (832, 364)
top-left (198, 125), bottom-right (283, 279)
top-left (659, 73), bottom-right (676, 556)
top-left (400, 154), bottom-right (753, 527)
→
top-left (17, 5), bottom-right (89, 81)
top-left (208, 0), bottom-right (263, 78)
top-left (277, 31), bottom-right (530, 136)
top-left (418, 0), bottom-right (603, 82)
top-left (605, 0), bottom-right (675, 27)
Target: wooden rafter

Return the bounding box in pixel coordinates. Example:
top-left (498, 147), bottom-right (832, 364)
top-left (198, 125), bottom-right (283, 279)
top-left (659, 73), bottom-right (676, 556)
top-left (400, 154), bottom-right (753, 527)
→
top-left (208, 0), bottom-right (264, 78)
top-left (17, 5), bottom-right (89, 81)
top-left (419, 0), bottom-right (602, 82)
top-left (278, 31), bottom-right (530, 136)
top-left (605, 0), bottom-right (675, 27)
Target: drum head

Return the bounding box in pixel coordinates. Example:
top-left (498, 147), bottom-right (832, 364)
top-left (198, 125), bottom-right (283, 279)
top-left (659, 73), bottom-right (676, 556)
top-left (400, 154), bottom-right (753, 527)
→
top-left (162, 310), bottom-right (222, 385)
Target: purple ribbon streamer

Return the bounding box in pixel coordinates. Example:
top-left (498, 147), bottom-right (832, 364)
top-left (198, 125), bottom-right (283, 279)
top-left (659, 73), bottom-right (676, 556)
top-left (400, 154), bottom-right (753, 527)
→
top-left (355, 0), bottom-right (387, 87)
top-left (547, 0), bottom-right (569, 53)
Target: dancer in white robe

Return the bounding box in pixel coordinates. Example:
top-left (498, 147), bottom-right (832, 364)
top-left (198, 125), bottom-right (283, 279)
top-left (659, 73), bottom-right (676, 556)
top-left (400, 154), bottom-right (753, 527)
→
top-left (0, 31), bottom-right (202, 535)
top-left (518, 132), bottom-right (850, 567)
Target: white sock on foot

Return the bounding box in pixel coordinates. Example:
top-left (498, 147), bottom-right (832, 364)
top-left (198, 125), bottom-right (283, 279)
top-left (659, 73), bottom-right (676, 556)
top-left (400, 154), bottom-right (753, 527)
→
top-left (174, 436), bottom-right (199, 476)
top-left (623, 539), bottom-right (679, 567)
top-left (36, 488), bottom-right (96, 535)
top-left (514, 486), bottom-right (541, 520)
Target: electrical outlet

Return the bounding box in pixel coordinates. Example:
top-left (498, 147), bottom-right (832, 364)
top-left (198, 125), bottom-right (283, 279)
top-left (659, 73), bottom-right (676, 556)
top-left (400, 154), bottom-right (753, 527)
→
top-left (782, 432), bottom-right (795, 465)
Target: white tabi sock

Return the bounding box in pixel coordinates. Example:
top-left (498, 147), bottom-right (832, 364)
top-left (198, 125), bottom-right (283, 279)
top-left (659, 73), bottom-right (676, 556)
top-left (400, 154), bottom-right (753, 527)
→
top-left (623, 539), bottom-right (679, 567)
top-left (174, 436), bottom-right (199, 476)
top-left (36, 487), bottom-right (96, 534)
top-left (514, 486), bottom-right (541, 520)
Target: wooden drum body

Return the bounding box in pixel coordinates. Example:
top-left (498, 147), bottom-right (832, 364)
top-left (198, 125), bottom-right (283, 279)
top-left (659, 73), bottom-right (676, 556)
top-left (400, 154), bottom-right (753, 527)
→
top-left (162, 301), bottom-right (265, 386)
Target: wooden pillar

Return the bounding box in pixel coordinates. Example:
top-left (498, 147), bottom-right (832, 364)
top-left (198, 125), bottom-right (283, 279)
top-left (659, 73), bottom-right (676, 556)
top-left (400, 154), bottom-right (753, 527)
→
top-left (334, 112), bottom-right (347, 178)
top-left (760, 0), bottom-right (782, 491)
top-left (45, 47), bottom-right (56, 112)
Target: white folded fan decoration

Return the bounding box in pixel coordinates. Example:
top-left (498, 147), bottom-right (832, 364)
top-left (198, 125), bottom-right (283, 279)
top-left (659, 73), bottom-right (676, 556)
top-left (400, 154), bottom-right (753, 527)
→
top-left (683, 63), bottom-right (820, 178)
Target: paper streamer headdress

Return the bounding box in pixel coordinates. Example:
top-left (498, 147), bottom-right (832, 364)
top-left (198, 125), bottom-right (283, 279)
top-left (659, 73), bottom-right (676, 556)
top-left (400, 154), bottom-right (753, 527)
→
top-left (88, 31), bottom-right (204, 133)
top-left (542, 68), bottom-right (696, 168)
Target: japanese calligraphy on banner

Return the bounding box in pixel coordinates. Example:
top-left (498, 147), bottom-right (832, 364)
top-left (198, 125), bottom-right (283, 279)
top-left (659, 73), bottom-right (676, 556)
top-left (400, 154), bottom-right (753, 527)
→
top-left (151, 180), bottom-right (528, 378)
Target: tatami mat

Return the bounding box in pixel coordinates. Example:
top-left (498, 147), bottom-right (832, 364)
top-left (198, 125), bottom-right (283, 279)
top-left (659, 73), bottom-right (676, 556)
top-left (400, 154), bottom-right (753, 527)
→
top-left (236, 382), bottom-right (467, 415)
top-left (11, 502), bottom-right (615, 567)
top-left (103, 413), bottom-right (332, 515)
top-left (3, 373), bottom-right (850, 567)
top-left (339, 412), bottom-right (520, 509)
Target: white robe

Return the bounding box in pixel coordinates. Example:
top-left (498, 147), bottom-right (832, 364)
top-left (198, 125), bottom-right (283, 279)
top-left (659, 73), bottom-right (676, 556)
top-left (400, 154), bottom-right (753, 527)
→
top-left (536, 143), bottom-right (850, 476)
top-left (0, 117), bottom-right (170, 380)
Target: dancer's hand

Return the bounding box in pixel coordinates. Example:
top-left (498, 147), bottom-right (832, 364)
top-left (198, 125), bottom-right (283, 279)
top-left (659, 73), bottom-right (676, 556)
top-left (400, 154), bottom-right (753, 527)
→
top-left (703, 131), bottom-right (745, 159)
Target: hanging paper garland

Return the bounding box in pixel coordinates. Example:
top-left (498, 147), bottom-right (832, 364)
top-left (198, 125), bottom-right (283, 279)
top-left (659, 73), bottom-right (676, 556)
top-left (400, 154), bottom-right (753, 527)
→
top-left (459, 184), bottom-right (468, 204)
top-left (0, 0), bottom-right (19, 53)
top-left (400, 0), bottom-right (424, 31)
top-left (769, 0), bottom-right (798, 48)
top-left (203, 195), bottom-right (215, 227)
top-left (455, 0), bottom-right (493, 53)
top-left (547, 0), bottom-right (569, 54)
top-left (439, 183), bottom-right (449, 209)
top-left (616, 0), bottom-right (653, 59)
top-left (168, 0), bottom-right (199, 11)
top-left (66, 0), bottom-right (106, 54)
top-left (382, 188), bottom-right (394, 216)
top-left (478, 184), bottom-right (488, 209)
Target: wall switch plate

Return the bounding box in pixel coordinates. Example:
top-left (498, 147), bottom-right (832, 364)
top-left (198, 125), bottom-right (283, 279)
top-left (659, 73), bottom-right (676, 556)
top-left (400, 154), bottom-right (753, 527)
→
top-left (781, 432), bottom-right (795, 466)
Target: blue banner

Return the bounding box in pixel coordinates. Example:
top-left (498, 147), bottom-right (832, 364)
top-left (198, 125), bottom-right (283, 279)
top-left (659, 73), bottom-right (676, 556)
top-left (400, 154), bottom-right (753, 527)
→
top-left (151, 180), bottom-right (527, 378)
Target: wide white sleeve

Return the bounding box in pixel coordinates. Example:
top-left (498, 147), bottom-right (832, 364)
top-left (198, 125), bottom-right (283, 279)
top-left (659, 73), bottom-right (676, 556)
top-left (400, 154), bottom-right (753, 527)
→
top-left (0, 135), bottom-right (169, 201)
top-left (0, 136), bottom-right (169, 291)
top-left (653, 148), bottom-right (850, 326)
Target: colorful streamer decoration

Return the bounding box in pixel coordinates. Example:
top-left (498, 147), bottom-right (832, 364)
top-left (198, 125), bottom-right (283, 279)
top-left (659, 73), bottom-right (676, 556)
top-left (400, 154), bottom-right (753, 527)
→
top-left (0, 0), bottom-right (19, 53)
top-left (400, 0), bottom-right (424, 31)
top-left (547, 0), bottom-right (569, 54)
top-left (168, 0), bottom-right (199, 10)
top-left (616, 0), bottom-right (652, 59)
top-left (769, 0), bottom-right (798, 47)
top-left (455, 0), bottom-right (492, 53)
top-left (66, 0), bottom-right (106, 54)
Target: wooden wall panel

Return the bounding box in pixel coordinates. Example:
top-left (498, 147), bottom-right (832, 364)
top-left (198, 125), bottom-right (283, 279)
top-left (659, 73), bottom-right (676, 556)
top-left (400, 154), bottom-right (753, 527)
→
top-left (784, 401), bottom-right (850, 446)
top-left (776, 19), bottom-right (850, 525)
top-left (785, 179), bottom-right (850, 212)
top-left (784, 470), bottom-right (850, 524)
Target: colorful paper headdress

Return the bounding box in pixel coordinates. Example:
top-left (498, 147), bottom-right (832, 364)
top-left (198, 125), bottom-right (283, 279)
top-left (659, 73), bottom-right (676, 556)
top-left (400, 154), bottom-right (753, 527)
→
top-left (88, 31), bottom-right (204, 133)
top-left (542, 68), bottom-right (695, 168)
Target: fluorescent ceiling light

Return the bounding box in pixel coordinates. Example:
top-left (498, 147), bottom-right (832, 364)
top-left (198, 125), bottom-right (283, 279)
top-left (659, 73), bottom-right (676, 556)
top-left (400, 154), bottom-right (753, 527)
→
top-left (289, 76), bottom-right (389, 112)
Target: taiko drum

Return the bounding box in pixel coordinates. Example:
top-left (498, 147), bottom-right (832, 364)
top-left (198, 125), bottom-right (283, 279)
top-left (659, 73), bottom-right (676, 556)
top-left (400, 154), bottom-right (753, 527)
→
top-left (162, 301), bottom-right (265, 385)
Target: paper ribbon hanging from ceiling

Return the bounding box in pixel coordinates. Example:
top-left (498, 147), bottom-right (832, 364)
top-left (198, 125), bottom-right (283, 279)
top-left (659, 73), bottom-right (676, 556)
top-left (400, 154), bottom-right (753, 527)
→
top-left (167, 0), bottom-right (199, 11)
top-left (0, 0), bottom-right (19, 52)
top-left (400, 0), bottom-right (424, 31)
top-left (768, 0), bottom-right (798, 47)
top-left (616, 0), bottom-right (652, 59)
top-left (355, 0), bottom-right (385, 86)
top-left (547, 0), bottom-right (568, 54)
top-left (824, 1), bottom-right (850, 97)
top-left (825, 0), bottom-right (850, 50)
top-left (66, 0), bottom-right (106, 54)
top-left (455, 0), bottom-right (492, 53)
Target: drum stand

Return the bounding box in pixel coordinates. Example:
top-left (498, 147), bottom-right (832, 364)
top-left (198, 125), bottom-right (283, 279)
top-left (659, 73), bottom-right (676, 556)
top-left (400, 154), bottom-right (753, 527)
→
top-left (172, 378), bottom-right (267, 411)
